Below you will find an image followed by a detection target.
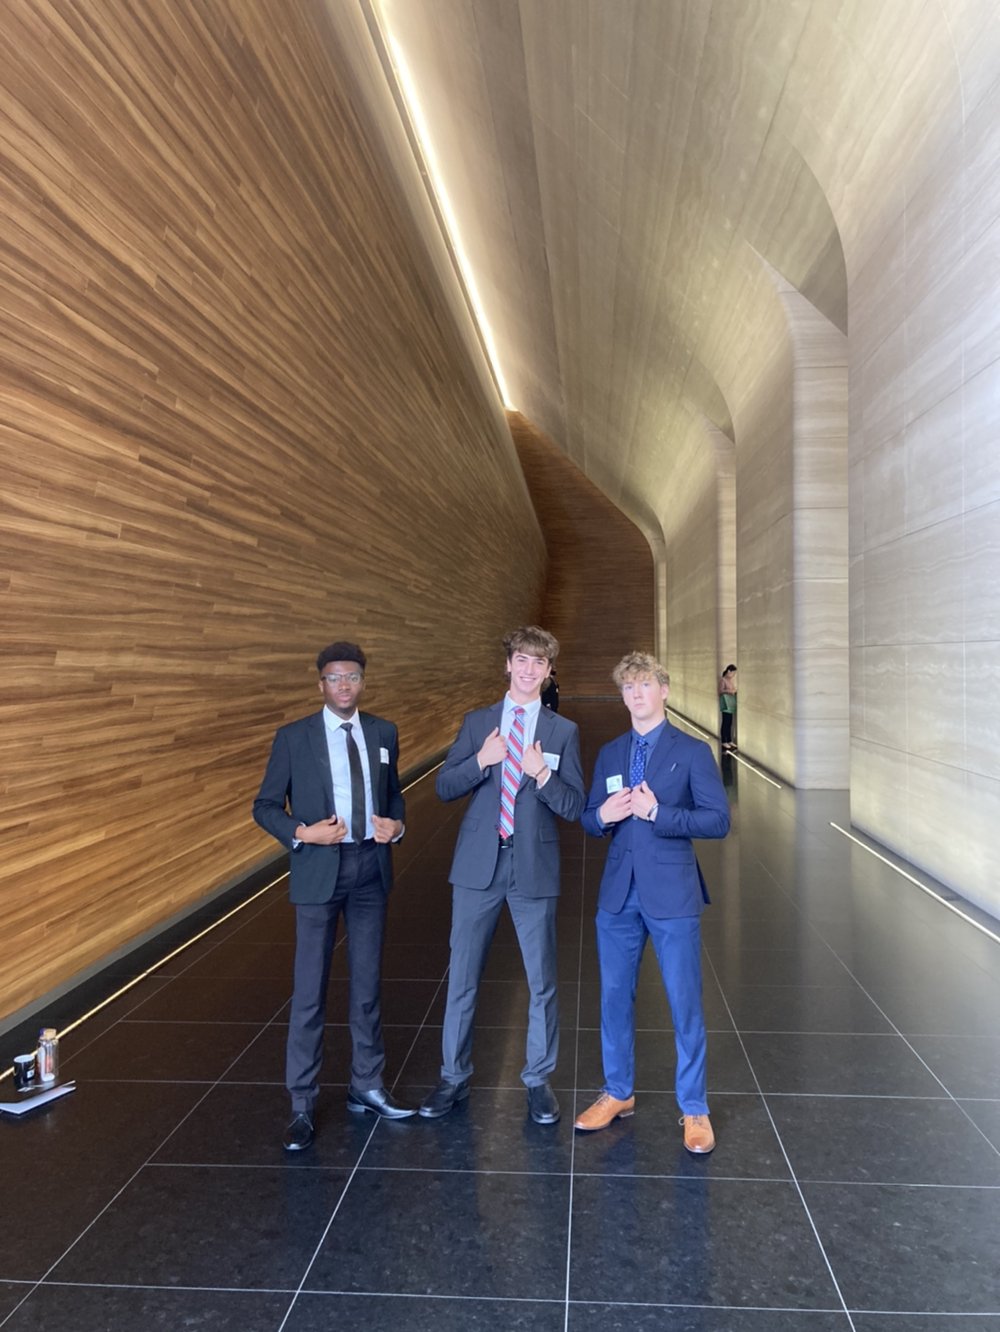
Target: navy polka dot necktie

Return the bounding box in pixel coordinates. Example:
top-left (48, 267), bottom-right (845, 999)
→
top-left (630, 737), bottom-right (648, 788)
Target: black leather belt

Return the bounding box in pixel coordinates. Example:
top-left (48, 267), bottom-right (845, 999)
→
top-left (341, 838), bottom-right (376, 850)
top-left (498, 834), bottom-right (514, 849)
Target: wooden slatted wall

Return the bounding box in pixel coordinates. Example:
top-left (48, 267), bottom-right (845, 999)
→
top-left (0, 0), bottom-right (545, 1023)
top-left (509, 412), bottom-right (654, 696)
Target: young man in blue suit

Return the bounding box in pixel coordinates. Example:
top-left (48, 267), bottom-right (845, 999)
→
top-left (253, 641), bottom-right (416, 1151)
top-left (577, 652), bottom-right (730, 1153)
top-left (420, 626), bottom-right (585, 1125)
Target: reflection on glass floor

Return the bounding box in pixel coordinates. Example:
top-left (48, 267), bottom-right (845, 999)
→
top-left (1, 700), bottom-right (997, 1331)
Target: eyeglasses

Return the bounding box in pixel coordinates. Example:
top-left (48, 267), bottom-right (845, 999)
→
top-left (321, 672), bottom-right (362, 685)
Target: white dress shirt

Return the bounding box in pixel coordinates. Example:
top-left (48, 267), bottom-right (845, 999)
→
top-left (500, 693), bottom-right (542, 747)
top-left (323, 706), bottom-right (374, 842)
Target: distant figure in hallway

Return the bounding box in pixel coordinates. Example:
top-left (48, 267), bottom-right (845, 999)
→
top-left (719, 663), bottom-right (737, 751)
top-left (540, 666), bottom-right (560, 711)
top-left (577, 652), bottom-right (730, 1154)
top-left (253, 641), bottom-right (416, 1153)
top-left (420, 626), bottom-right (585, 1126)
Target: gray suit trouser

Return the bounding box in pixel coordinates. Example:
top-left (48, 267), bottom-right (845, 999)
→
top-left (441, 846), bottom-right (559, 1087)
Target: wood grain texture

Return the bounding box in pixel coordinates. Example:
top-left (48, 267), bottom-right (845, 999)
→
top-left (0, 0), bottom-right (545, 1023)
top-left (508, 411), bottom-right (653, 695)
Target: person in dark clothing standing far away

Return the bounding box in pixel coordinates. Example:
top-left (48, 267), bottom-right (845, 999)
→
top-left (253, 641), bottom-right (416, 1153)
top-left (420, 626), bottom-right (585, 1125)
top-left (577, 652), bottom-right (730, 1154)
top-left (540, 666), bottom-right (559, 711)
top-left (719, 663), bottom-right (737, 751)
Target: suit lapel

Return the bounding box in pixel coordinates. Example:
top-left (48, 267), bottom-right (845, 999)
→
top-left (485, 703), bottom-right (504, 789)
top-left (644, 722), bottom-right (679, 782)
top-left (519, 703), bottom-right (551, 790)
top-left (307, 712), bottom-right (335, 816)
top-left (360, 713), bottom-right (383, 814)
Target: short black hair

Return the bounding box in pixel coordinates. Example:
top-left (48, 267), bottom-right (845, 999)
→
top-left (316, 641), bottom-right (366, 673)
top-left (723, 664), bottom-right (737, 674)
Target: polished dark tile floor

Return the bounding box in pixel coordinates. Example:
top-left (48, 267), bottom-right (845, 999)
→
top-left (2, 701), bottom-right (999, 1331)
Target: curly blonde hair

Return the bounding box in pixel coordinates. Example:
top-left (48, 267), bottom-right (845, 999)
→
top-left (611, 651), bottom-right (670, 689)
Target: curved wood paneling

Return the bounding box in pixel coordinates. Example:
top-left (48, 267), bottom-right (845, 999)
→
top-left (0, 1), bottom-right (545, 1024)
top-left (508, 411), bottom-right (653, 696)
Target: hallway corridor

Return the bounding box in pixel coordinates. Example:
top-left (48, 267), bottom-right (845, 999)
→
top-left (1, 701), bottom-right (998, 1330)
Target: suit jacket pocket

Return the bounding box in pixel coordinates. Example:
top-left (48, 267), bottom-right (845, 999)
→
top-left (654, 845), bottom-right (696, 866)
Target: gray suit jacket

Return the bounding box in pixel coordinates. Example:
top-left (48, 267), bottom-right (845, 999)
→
top-left (437, 702), bottom-right (585, 897)
top-left (252, 710), bottom-right (404, 904)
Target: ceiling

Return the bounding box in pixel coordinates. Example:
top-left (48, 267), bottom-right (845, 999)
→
top-left (366, 0), bottom-right (981, 543)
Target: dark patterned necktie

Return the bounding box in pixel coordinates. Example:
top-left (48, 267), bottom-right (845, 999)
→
top-left (342, 723), bottom-right (367, 843)
top-left (630, 737), bottom-right (648, 788)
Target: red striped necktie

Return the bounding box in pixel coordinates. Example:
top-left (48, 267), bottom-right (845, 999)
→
top-left (498, 706), bottom-right (525, 837)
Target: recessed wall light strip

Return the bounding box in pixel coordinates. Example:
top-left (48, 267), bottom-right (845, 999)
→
top-left (0, 767), bottom-right (442, 1083)
top-left (360, 0), bottom-right (514, 408)
top-left (829, 821), bottom-right (1000, 946)
top-left (666, 708), bottom-right (783, 789)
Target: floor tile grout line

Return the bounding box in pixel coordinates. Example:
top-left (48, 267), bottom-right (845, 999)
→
top-left (762, 863), bottom-right (1000, 1157)
top-left (9, 741), bottom-right (996, 1323)
top-left (274, 1112), bottom-right (384, 1332)
top-left (17, 1150), bottom-right (997, 1191)
top-left (701, 947), bottom-right (859, 1331)
top-left (276, 811), bottom-right (455, 1332)
top-left (273, 1033), bottom-right (440, 1327)
top-left (51, 884), bottom-right (292, 1074)
top-left (10, 1275), bottom-right (1000, 1318)
top-left (0, 990), bottom-right (297, 1331)
top-left (563, 834), bottom-right (592, 1332)
top-left (736, 841), bottom-right (1000, 1157)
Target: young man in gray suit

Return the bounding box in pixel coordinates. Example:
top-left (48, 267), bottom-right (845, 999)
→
top-left (420, 626), bottom-right (585, 1125)
top-left (253, 641), bottom-right (416, 1152)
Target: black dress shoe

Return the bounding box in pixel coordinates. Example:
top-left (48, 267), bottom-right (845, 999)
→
top-left (418, 1078), bottom-right (471, 1118)
top-left (527, 1082), bottom-right (560, 1124)
top-left (282, 1112), bottom-right (315, 1152)
top-left (346, 1086), bottom-right (418, 1119)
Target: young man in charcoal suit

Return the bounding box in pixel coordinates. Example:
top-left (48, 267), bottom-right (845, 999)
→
top-left (420, 626), bottom-right (585, 1125)
top-left (253, 641), bottom-right (415, 1151)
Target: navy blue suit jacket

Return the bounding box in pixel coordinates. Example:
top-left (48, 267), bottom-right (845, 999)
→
top-left (581, 722), bottom-right (729, 917)
top-left (253, 710), bottom-right (404, 904)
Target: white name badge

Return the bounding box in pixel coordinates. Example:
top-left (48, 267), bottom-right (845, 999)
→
top-left (380, 747), bottom-right (390, 764)
top-left (606, 774), bottom-right (624, 793)
top-left (542, 751), bottom-right (560, 770)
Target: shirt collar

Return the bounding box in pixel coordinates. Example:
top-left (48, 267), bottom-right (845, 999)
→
top-left (503, 693), bottom-right (542, 719)
top-left (632, 718), bottom-right (666, 746)
top-left (323, 705), bottom-right (360, 732)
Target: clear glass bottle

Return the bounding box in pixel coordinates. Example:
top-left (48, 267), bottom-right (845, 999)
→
top-left (37, 1027), bottom-right (59, 1083)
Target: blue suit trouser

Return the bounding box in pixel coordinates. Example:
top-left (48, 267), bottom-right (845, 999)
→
top-left (596, 879), bottom-right (708, 1115)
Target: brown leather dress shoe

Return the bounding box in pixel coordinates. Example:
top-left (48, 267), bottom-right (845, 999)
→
top-left (682, 1113), bottom-right (715, 1154)
top-left (574, 1091), bottom-right (636, 1131)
